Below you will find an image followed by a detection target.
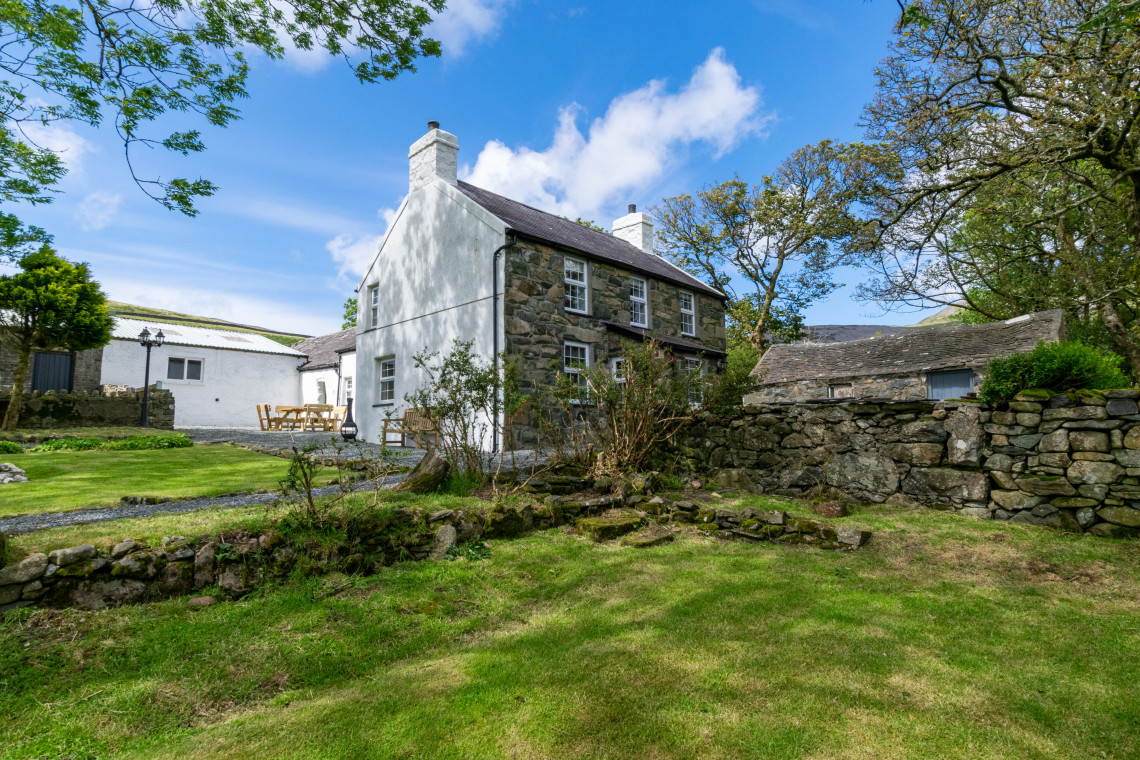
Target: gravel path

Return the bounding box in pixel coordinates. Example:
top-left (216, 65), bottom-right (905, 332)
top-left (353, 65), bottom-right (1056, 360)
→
top-left (0, 473), bottom-right (410, 535)
top-left (180, 427), bottom-right (428, 463)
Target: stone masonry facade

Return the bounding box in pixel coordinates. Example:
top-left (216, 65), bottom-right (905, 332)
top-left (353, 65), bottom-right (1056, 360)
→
top-left (504, 238), bottom-right (726, 445)
top-left (0, 388), bottom-right (174, 429)
top-left (677, 389), bottom-right (1140, 538)
top-left (0, 344), bottom-right (102, 394)
top-left (750, 372), bottom-right (930, 403)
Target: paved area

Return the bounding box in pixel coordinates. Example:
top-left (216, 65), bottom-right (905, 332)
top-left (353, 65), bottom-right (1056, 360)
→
top-left (179, 427), bottom-right (429, 463)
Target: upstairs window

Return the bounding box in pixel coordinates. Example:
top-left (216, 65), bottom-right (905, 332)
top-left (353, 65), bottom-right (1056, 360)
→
top-left (680, 291), bottom-right (696, 336)
top-left (378, 358), bottom-right (395, 402)
top-left (563, 342), bottom-right (589, 402)
top-left (167, 358), bottom-right (203, 381)
top-left (344, 376), bottom-right (354, 400)
top-left (369, 285), bottom-right (379, 327)
top-left (629, 276), bottom-right (648, 327)
top-left (564, 257), bottom-right (588, 314)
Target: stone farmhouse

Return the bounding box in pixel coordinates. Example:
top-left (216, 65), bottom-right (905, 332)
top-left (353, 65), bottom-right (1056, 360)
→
top-left (748, 309), bottom-right (1068, 403)
top-left (354, 122), bottom-right (728, 448)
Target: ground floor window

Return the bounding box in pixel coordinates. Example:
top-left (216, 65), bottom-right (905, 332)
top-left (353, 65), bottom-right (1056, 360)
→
top-left (378, 358), bottom-right (395, 402)
top-left (927, 369), bottom-right (974, 401)
top-left (684, 356), bottom-right (703, 405)
top-left (610, 357), bottom-right (626, 384)
top-left (564, 342), bottom-right (589, 402)
top-left (167, 357), bottom-right (203, 381)
top-left (343, 376), bottom-right (353, 401)
top-left (828, 384), bottom-right (854, 399)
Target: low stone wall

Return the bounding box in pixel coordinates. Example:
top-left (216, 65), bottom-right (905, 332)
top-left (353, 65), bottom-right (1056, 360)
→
top-left (0, 387), bottom-right (174, 429)
top-left (677, 392), bottom-right (1140, 537)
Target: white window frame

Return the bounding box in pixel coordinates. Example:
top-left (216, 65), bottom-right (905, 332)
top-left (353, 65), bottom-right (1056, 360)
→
top-left (629, 276), bottom-right (648, 328)
top-left (166, 357), bottom-right (204, 383)
top-left (564, 257), bottom-right (588, 315)
top-left (563, 341), bottom-right (590, 403)
top-left (680, 291), bottom-right (696, 336)
top-left (684, 356), bottom-right (703, 405)
top-left (610, 356), bottom-right (626, 384)
top-left (368, 285), bottom-right (379, 328)
top-left (343, 376), bottom-right (354, 400)
top-left (377, 357), bottom-right (395, 403)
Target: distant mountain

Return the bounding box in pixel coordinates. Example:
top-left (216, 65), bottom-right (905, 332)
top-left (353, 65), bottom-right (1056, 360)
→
top-left (106, 302), bottom-right (310, 346)
top-left (794, 324), bottom-right (911, 343)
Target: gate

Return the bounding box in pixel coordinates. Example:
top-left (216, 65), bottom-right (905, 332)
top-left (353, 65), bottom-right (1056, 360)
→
top-left (31, 352), bottom-right (74, 393)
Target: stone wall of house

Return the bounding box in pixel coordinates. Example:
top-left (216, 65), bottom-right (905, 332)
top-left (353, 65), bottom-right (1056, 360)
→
top-left (0, 388), bottom-right (174, 429)
top-left (0, 345), bottom-right (103, 394)
top-left (746, 372), bottom-right (929, 403)
top-left (504, 239), bottom-right (726, 446)
top-left (677, 391), bottom-right (1140, 537)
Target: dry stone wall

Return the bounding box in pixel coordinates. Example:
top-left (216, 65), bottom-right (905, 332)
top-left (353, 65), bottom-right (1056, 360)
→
top-left (678, 391), bottom-right (1140, 537)
top-left (0, 388), bottom-right (173, 429)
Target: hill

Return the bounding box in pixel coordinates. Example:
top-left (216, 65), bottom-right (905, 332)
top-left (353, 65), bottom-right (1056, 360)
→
top-left (106, 302), bottom-right (310, 346)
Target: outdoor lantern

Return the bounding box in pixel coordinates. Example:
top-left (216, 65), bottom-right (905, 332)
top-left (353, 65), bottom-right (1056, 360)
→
top-left (138, 327), bottom-right (150, 346)
top-left (137, 327), bottom-right (165, 428)
top-left (341, 399), bottom-right (358, 441)
top-left (155, 329), bottom-right (165, 347)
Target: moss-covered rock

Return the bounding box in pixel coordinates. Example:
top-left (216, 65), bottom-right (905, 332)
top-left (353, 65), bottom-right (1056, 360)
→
top-left (620, 528), bottom-right (674, 548)
top-left (576, 515), bottom-right (642, 542)
top-left (694, 523), bottom-right (721, 534)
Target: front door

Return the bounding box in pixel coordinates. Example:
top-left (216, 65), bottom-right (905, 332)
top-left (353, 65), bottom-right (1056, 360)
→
top-left (31, 352), bottom-right (74, 393)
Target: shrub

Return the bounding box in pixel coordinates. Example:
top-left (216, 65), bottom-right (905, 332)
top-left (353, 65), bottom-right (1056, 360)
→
top-left (980, 341), bottom-right (1131, 404)
top-left (0, 440), bottom-right (22, 454)
top-left (29, 434), bottom-right (193, 452)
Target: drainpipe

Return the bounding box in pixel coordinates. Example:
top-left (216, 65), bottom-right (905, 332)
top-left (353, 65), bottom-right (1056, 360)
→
top-left (491, 232), bottom-right (519, 453)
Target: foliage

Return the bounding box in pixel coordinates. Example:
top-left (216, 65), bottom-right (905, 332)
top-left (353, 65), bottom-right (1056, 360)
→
top-left (860, 0), bottom-right (1140, 369)
top-left (26, 433), bottom-right (194, 453)
top-left (655, 140), bottom-right (889, 351)
top-left (0, 0), bottom-right (445, 239)
top-left (405, 339), bottom-right (527, 480)
top-left (703, 345), bottom-right (761, 415)
top-left (342, 298), bottom-right (358, 330)
top-left (280, 440), bottom-right (327, 525)
top-left (0, 249), bottom-right (113, 429)
top-left (571, 217), bottom-right (608, 233)
top-left (979, 341), bottom-right (1131, 404)
top-left (0, 439), bottom-right (21, 454)
top-left (444, 539), bottom-right (491, 561)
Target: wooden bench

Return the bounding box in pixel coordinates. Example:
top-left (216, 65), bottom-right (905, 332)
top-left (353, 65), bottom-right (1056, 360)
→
top-left (256, 403), bottom-right (282, 431)
top-left (304, 403), bottom-right (334, 431)
top-left (382, 407), bottom-right (439, 448)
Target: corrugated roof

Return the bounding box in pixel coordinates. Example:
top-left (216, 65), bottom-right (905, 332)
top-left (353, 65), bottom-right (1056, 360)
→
top-left (455, 181), bottom-right (725, 300)
top-left (757, 310), bottom-right (1067, 384)
top-left (293, 328), bottom-right (356, 371)
top-left (111, 318), bottom-right (304, 357)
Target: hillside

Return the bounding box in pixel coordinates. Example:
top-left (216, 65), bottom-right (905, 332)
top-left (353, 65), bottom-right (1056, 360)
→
top-left (106, 301), bottom-right (310, 346)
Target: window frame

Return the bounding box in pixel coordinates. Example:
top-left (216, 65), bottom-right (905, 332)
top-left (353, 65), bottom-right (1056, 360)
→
top-left (610, 356), bottom-right (627, 384)
top-left (683, 356), bottom-right (703, 405)
top-left (563, 257), bottom-right (589, 315)
top-left (368, 285), bottom-right (380, 328)
top-left (343, 376), bottom-right (354, 400)
top-left (629, 276), bottom-right (648, 328)
top-left (165, 356), bottom-right (204, 383)
top-left (563, 341), bottom-right (590, 403)
top-left (828, 384), bottom-right (854, 399)
top-left (680, 291), bottom-right (696, 336)
top-left (378, 357), bottom-right (395, 404)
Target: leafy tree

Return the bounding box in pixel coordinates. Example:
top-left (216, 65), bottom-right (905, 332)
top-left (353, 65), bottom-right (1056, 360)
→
top-left (860, 0), bottom-right (1140, 361)
top-left (655, 140), bottom-right (890, 352)
top-left (980, 341), bottom-right (1130, 404)
top-left (0, 249), bottom-right (113, 429)
top-left (0, 0), bottom-right (445, 258)
top-left (342, 297), bottom-right (358, 330)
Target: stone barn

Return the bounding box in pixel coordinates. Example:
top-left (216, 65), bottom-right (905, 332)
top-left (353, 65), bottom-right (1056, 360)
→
top-left (747, 310), bottom-right (1068, 403)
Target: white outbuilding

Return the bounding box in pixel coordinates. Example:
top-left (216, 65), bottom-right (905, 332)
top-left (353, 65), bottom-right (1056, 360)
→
top-left (100, 318), bottom-right (306, 427)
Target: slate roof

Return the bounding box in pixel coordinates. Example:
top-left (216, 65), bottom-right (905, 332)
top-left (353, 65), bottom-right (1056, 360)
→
top-left (794, 324), bottom-right (910, 343)
top-left (293, 328), bottom-right (356, 371)
top-left (111, 318), bottom-right (304, 357)
top-left (455, 181), bottom-right (724, 300)
top-left (757, 310), bottom-right (1067, 385)
top-left (604, 322), bottom-right (727, 358)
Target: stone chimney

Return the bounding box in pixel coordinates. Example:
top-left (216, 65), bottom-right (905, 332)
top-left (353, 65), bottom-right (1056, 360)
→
top-left (612, 203), bottom-right (655, 255)
top-left (409, 121), bottom-right (459, 193)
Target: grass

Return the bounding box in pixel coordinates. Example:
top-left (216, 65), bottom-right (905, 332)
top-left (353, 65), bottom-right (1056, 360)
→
top-left (0, 427), bottom-right (173, 444)
top-left (0, 445), bottom-right (340, 518)
top-left (2, 495), bottom-right (1138, 759)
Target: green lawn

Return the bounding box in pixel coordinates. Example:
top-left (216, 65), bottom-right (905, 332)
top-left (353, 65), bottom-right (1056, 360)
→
top-left (2, 496), bottom-right (1137, 759)
top-left (0, 445), bottom-right (339, 518)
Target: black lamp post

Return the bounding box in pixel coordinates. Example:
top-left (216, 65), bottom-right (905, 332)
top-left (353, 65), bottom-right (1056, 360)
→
top-left (340, 398), bottom-right (358, 441)
top-left (138, 327), bottom-right (165, 427)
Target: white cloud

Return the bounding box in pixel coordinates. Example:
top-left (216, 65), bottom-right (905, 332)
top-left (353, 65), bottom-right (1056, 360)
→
top-left (326, 207), bottom-right (398, 282)
top-left (223, 197), bottom-right (364, 236)
top-left (462, 48), bottom-right (768, 218)
top-left (21, 123), bottom-right (93, 172)
top-left (76, 191), bottom-right (121, 231)
top-left (432, 0), bottom-right (513, 57)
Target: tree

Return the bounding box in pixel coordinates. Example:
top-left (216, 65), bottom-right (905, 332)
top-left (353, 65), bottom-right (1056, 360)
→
top-left (342, 297), bottom-right (358, 330)
top-left (0, 249), bottom-right (113, 429)
top-left (861, 0), bottom-right (1140, 360)
top-left (655, 140), bottom-right (889, 352)
top-left (0, 0), bottom-right (445, 258)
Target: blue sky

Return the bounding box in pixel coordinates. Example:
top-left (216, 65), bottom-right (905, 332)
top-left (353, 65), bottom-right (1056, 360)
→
top-left (13, 0), bottom-right (922, 337)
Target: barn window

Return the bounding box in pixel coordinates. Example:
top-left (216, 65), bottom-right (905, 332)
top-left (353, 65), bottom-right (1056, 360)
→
top-left (928, 369), bottom-right (974, 401)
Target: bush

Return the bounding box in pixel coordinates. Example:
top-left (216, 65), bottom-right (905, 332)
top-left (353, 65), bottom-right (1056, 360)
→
top-left (29, 434), bottom-right (193, 452)
top-left (0, 440), bottom-right (22, 455)
top-left (980, 341), bottom-right (1131, 404)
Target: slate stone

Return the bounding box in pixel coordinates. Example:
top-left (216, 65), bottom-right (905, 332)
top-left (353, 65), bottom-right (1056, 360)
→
top-left (1067, 461), bottom-right (1124, 485)
top-left (1106, 398), bottom-right (1139, 416)
top-left (47, 545), bottom-right (98, 568)
top-left (0, 553), bottom-right (47, 586)
top-left (1096, 506), bottom-right (1140, 527)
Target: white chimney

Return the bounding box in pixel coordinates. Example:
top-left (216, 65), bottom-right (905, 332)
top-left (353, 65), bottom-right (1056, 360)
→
top-left (612, 204), bottom-right (655, 255)
top-left (409, 120), bottom-right (458, 193)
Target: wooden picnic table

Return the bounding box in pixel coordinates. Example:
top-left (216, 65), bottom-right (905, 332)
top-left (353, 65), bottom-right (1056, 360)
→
top-left (274, 405), bottom-right (307, 430)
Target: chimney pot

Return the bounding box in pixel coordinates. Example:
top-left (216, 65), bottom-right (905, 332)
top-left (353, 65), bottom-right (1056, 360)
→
top-left (628, 204), bottom-right (636, 213)
top-left (428, 120), bottom-right (440, 131)
top-left (409, 123), bottom-right (459, 192)
top-left (612, 204), bottom-right (655, 256)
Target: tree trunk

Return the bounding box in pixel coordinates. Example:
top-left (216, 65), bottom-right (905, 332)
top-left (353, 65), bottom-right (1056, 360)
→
top-left (2, 344), bottom-right (31, 431)
top-left (394, 450), bottom-right (450, 493)
top-left (1098, 300), bottom-right (1140, 378)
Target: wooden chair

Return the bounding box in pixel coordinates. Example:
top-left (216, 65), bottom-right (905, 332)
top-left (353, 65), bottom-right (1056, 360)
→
top-left (304, 403), bottom-right (334, 431)
top-left (256, 403), bottom-right (282, 431)
top-left (328, 406), bottom-right (347, 432)
top-left (382, 407), bottom-right (439, 448)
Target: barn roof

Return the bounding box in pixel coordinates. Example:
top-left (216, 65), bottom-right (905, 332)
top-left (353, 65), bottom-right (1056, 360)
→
top-left (112, 318), bottom-right (304, 357)
top-left (756, 310), bottom-right (1067, 385)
